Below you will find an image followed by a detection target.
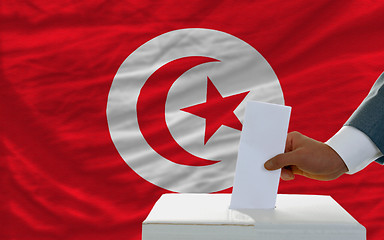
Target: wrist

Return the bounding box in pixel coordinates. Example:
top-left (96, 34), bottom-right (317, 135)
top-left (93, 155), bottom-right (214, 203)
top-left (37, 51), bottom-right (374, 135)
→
top-left (324, 143), bottom-right (348, 178)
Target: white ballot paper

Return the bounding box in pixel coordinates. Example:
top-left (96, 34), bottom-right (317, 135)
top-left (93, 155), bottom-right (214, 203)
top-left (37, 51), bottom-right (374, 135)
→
top-left (230, 101), bottom-right (291, 209)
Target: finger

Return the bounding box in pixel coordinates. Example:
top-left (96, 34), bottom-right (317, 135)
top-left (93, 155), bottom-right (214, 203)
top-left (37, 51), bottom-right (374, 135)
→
top-left (289, 166), bottom-right (330, 181)
top-left (264, 151), bottom-right (299, 170)
top-left (281, 167), bottom-right (295, 181)
top-left (290, 165), bottom-right (305, 176)
top-left (284, 131), bottom-right (302, 153)
top-left (284, 135), bottom-right (292, 153)
top-left (284, 132), bottom-right (295, 152)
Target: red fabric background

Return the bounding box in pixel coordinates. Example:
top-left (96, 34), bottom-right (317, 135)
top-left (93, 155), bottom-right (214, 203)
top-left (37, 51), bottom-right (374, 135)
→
top-left (1, 1), bottom-right (383, 239)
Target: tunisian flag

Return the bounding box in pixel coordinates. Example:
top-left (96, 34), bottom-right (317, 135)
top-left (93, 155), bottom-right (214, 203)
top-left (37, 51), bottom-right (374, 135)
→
top-left (2, 1), bottom-right (384, 240)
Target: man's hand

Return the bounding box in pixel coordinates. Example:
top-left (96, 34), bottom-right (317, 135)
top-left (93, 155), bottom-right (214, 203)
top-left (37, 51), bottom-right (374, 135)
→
top-left (264, 131), bottom-right (348, 181)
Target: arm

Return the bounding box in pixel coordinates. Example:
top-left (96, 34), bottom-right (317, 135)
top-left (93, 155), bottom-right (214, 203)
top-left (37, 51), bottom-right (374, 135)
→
top-left (344, 72), bottom-right (384, 165)
top-left (265, 73), bottom-right (384, 180)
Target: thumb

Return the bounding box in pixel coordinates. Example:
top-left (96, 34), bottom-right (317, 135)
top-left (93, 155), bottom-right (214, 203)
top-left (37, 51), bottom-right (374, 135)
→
top-left (264, 151), bottom-right (299, 170)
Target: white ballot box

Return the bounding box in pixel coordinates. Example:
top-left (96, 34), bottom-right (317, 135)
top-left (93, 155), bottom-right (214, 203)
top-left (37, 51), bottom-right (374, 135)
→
top-left (142, 194), bottom-right (365, 240)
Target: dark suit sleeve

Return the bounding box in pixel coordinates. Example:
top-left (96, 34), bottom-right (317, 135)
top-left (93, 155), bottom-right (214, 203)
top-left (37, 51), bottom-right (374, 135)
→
top-left (345, 72), bottom-right (384, 164)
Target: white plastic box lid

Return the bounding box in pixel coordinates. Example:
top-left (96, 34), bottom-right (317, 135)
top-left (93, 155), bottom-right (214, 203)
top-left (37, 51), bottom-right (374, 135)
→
top-left (142, 193), bottom-right (365, 240)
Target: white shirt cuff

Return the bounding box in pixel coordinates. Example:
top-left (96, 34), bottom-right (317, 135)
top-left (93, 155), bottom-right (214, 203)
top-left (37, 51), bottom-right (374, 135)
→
top-left (326, 126), bottom-right (383, 174)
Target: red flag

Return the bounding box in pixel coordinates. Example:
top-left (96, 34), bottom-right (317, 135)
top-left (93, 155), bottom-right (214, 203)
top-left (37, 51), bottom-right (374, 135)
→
top-left (2, 1), bottom-right (384, 240)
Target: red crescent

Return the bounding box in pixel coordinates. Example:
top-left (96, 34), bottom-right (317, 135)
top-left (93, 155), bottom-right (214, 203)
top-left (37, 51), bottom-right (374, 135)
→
top-left (137, 56), bottom-right (220, 166)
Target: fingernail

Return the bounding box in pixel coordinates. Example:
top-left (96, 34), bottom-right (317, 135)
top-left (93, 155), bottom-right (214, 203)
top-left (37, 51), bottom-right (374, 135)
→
top-left (281, 171), bottom-right (294, 181)
top-left (264, 161), bottom-right (273, 170)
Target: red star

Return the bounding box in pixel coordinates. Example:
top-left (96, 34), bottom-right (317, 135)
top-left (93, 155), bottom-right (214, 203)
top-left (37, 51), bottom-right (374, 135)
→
top-left (181, 77), bottom-right (249, 144)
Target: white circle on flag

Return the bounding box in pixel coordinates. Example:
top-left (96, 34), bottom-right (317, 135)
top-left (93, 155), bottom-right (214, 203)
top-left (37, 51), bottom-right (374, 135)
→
top-left (107, 28), bottom-right (284, 193)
